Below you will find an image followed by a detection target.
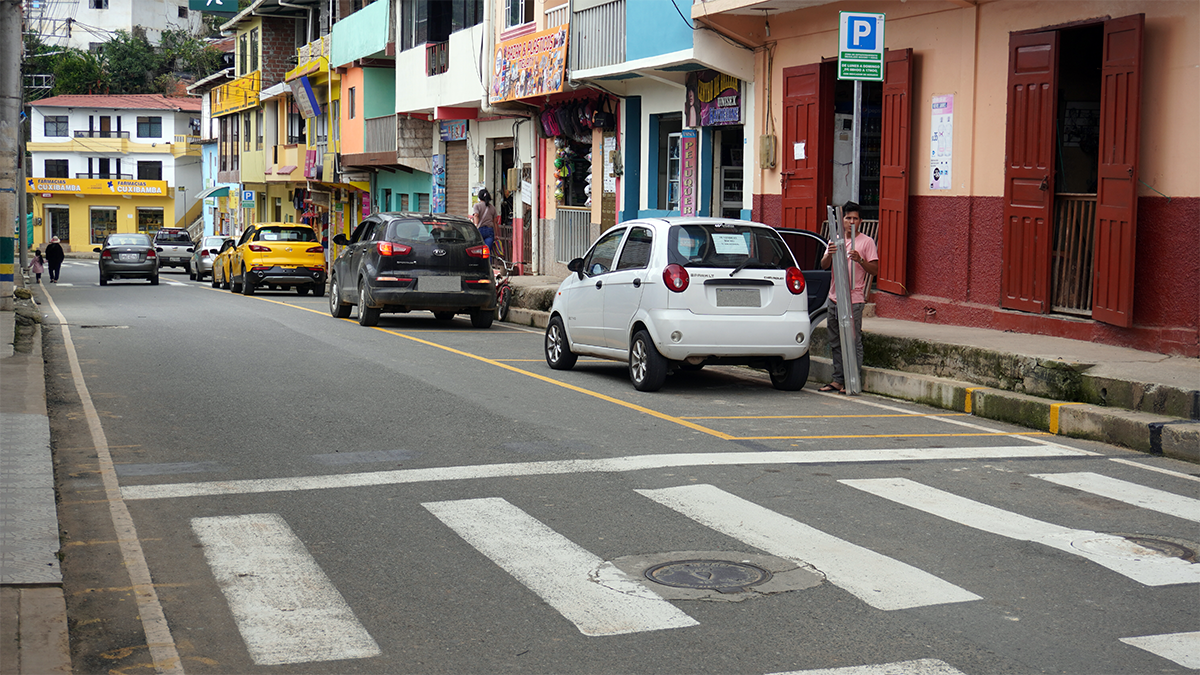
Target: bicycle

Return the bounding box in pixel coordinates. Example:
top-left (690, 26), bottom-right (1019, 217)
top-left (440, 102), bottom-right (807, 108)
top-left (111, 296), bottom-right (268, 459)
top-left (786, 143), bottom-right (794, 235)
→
top-left (492, 255), bottom-right (517, 322)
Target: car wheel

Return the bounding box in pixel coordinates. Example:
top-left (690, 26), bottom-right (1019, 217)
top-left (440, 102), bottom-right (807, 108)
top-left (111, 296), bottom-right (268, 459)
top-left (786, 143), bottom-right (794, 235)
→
top-left (296, 285), bottom-right (310, 296)
top-left (99, 275), bottom-right (108, 286)
top-left (629, 329), bottom-right (668, 392)
top-left (211, 271), bottom-right (220, 288)
top-left (187, 265), bottom-right (195, 280)
top-left (544, 315), bottom-right (578, 370)
top-left (433, 311), bottom-right (455, 321)
top-left (357, 282), bottom-right (380, 326)
top-left (149, 275), bottom-right (159, 286)
top-left (496, 285), bottom-right (512, 322)
top-left (769, 353), bottom-right (811, 391)
top-left (312, 283), bottom-right (326, 298)
top-left (241, 269), bottom-right (255, 295)
top-left (329, 276), bottom-right (351, 318)
top-left (469, 308), bottom-right (494, 329)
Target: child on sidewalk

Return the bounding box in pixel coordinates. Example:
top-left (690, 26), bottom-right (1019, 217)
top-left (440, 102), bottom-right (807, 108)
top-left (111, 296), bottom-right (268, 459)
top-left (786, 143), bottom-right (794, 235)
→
top-left (30, 251), bottom-right (45, 284)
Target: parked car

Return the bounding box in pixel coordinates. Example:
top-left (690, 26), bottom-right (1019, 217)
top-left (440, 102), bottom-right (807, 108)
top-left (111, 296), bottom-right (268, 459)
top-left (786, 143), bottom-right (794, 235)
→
top-left (190, 236), bottom-right (233, 281)
top-left (329, 213), bottom-right (496, 328)
top-left (152, 228), bottom-right (195, 272)
top-left (211, 238), bottom-right (236, 290)
top-left (544, 217), bottom-right (812, 392)
top-left (773, 227), bottom-right (832, 326)
top-left (94, 233), bottom-right (159, 285)
top-left (226, 223), bottom-right (326, 296)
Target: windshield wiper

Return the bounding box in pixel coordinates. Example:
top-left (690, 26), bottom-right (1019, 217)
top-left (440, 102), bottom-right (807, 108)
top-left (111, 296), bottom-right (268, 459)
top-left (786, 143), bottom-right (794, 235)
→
top-left (729, 256), bottom-right (753, 277)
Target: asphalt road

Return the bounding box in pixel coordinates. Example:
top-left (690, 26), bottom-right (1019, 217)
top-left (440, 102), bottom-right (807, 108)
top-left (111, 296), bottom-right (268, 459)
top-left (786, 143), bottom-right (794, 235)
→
top-left (40, 258), bottom-right (1200, 675)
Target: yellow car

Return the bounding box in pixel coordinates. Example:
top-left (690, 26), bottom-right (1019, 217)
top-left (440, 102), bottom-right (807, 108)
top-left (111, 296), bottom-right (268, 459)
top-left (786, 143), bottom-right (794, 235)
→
top-left (227, 223), bottom-right (327, 296)
top-left (210, 238), bottom-right (237, 290)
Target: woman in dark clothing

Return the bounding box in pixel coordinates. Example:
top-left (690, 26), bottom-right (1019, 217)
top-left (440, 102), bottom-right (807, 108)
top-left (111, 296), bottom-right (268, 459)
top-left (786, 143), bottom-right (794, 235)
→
top-left (44, 237), bottom-right (65, 283)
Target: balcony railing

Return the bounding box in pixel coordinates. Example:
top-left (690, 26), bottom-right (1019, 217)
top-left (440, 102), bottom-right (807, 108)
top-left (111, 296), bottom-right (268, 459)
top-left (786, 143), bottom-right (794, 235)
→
top-left (76, 173), bottom-right (133, 179)
top-left (570, 0), bottom-right (624, 71)
top-left (74, 130), bottom-right (130, 139)
top-left (297, 35), bottom-right (331, 63)
top-left (555, 207), bottom-right (592, 263)
top-left (426, 41), bottom-right (449, 76)
top-left (545, 3), bottom-right (569, 28)
top-left (363, 115), bottom-right (397, 154)
top-left (174, 134), bottom-right (200, 145)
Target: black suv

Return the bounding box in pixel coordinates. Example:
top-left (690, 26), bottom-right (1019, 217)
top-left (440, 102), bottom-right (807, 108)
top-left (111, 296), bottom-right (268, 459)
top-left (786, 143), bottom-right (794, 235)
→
top-left (329, 213), bottom-right (497, 328)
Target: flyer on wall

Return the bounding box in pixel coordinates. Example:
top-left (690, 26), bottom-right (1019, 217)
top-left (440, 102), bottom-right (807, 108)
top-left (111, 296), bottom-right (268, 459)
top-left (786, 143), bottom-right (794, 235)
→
top-left (930, 94), bottom-right (953, 190)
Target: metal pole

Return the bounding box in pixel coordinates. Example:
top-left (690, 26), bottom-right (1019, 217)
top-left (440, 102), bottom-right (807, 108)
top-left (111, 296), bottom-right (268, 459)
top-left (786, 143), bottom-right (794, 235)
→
top-left (850, 80), bottom-right (862, 203)
top-left (827, 204), bottom-right (861, 395)
top-left (1, 0), bottom-right (23, 310)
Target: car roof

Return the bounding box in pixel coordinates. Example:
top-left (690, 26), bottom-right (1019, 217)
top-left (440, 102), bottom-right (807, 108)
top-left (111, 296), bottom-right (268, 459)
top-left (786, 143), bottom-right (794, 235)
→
top-left (376, 212), bottom-right (473, 224)
top-left (601, 217), bottom-right (773, 234)
top-left (253, 222), bottom-right (316, 229)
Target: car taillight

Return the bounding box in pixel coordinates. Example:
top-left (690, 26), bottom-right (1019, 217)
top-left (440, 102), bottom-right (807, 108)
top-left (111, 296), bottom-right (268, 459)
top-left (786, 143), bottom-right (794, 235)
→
top-left (662, 263), bottom-right (689, 292)
top-left (306, 245), bottom-right (324, 253)
top-left (785, 267), bottom-right (806, 295)
top-left (466, 245), bottom-right (490, 259)
top-left (248, 244), bottom-right (271, 252)
top-left (201, 249), bottom-right (211, 256)
top-left (145, 249), bottom-right (156, 258)
top-left (100, 250), bottom-right (113, 259)
top-left (377, 241), bottom-right (412, 256)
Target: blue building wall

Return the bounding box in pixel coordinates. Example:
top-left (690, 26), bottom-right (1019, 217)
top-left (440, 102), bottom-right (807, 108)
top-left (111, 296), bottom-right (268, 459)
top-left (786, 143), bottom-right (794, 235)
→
top-left (626, 0), bottom-right (693, 62)
top-left (362, 68), bottom-right (396, 119)
top-left (374, 169), bottom-right (434, 214)
top-left (331, 0), bottom-right (391, 67)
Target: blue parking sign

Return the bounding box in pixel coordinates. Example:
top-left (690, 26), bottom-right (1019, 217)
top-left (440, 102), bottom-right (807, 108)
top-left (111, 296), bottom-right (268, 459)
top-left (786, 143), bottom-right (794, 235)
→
top-left (845, 15), bottom-right (877, 50)
top-left (838, 12), bottom-right (885, 81)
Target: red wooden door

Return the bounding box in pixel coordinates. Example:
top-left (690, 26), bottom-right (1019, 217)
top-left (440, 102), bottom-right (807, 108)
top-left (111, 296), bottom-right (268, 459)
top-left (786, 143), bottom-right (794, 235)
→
top-left (1000, 31), bottom-right (1058, 313)
top-left (876, 48), bottom-right (912, 296)
top-left (780, 62), bottom-right (832, 233)
top-left (1091, 14), bottom-right (1144, 328)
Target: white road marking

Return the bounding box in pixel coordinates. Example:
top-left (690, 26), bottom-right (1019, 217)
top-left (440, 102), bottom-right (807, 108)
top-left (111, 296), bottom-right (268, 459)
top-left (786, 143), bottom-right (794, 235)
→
top-left (1031, 472), bottom-right (1200, 522)
top-left (769, 658), bottom-right (968, 675)
top-left (191, 513), bottom-right (381, 665)
top-left (423, 497), bottom-right (697, 636)
top-left (1108, 457), bottom-right (1200, 483)
top-left (120, 445), bottom-right (1092, 501)
top-left (637, 485), bottom-right (981, 611)
top-left (842, 478), bottom-right (1200, 587)
top-left (1119, 631), bottom-right (1200, 669)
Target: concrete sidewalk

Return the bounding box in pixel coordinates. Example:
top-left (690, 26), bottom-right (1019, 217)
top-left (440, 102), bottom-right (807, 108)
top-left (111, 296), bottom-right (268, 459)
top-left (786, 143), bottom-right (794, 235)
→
top-left (505, 274), bottom-right (1199, 463)
top-left (1, 274), bottom-right (71, 674)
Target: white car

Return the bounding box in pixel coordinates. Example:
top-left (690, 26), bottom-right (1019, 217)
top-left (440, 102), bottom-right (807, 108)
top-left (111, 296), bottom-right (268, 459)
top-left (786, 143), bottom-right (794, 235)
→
top-left (544, 217), bottom-right (813, 392)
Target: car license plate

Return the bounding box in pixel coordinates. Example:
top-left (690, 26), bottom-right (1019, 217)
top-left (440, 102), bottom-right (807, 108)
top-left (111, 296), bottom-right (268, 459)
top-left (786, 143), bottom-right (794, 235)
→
top-left (421, 276), bottom-right (461, 292)
top-left (119, 253), bottom-right (139, 262)
top-left (716, 288), bottom-right (760, 307)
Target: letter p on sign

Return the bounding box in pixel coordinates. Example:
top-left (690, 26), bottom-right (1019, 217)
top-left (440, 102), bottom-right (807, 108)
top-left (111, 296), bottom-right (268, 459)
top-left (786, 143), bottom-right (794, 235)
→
top-left (851, 17), bottom-right (875, 48)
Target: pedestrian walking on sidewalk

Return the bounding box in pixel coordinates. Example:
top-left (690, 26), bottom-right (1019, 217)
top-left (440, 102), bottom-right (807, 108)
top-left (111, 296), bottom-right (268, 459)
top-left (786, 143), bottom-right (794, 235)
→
top-left (819, 201), bottom-right (879, 393)
top-left (30, 250), bottom-right (45, 283)
top-left (471, 188), bottom-right (499, 255)
top-left (45, 237), bottom-right (65, 283)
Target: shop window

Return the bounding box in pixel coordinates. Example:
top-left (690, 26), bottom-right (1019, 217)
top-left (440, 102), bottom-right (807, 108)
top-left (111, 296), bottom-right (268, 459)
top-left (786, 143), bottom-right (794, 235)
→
top-left (136, 208), bottom-right (164, 234)
top-left (137, 161), bottom-right (162, 181)
top-left (44, 116), bottom-right (68, 137)
top-left (554, 138), bottom-right (592, 207)
top-left (44, 159), bottom-right (69, 178)
top-left (90, 207), bottom-right (117, 244)
top-left (46, 206), bottom-right (70, 242)
top-left (137, 116), bottom-right (162, 138)
top-left (653, 114), bottom-right (682, 211)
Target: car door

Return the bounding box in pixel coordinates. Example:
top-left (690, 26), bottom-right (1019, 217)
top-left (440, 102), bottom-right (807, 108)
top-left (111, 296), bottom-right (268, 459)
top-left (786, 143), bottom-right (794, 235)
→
top-left (601, 226), bottom-right (653, 349)
top-left (777, 228), bottom-right (831, 324)
top-left (561, 227), bottom-right (625, 349)
top-left (339, 218), bottom-right (378, 291)
top-left (230, 227), bottom-right (256, 281)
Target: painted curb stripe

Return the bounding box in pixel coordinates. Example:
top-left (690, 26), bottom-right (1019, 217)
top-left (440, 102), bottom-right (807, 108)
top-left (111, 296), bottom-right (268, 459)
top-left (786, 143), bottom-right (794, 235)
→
top-left (963, 387), bottom-right (987, 414)
top-left (1049, 402), bottom-right (1083, 434)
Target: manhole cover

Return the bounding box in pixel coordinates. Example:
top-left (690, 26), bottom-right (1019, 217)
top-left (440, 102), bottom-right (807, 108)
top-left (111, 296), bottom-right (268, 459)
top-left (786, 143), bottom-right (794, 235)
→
top-left (644, 560), bottom-right (772, 594)
top-left (1120, 536), bottom-right (1197, 562)
top-left (1070, 533), bottom-right (1199, 563)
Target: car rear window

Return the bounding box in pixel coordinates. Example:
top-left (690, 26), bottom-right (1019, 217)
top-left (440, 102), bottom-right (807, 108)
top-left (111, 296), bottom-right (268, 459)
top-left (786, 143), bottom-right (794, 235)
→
top-left (254, 227), bottom-right (317, 242)
top-left (108, 235), bottom-right (150, 247)
top-left (668, 223), bottom-right (795, 270)
top-left (203, 237), bottom-right (228, 248)
top-left (154, 230), bottom-right (191, 243)
top-left (387, 218), bottom-right (482, 244)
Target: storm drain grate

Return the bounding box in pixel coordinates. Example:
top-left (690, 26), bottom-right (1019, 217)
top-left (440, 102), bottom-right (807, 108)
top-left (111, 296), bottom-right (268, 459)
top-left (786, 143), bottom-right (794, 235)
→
top-left (644, 560), bottom-right (773, 594)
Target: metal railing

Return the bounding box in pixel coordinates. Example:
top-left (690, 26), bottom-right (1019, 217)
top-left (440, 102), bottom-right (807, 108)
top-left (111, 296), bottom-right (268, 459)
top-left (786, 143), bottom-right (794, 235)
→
top-left (545, 3), bottom-right (568, 28)
top-left (363, 115), bottom-right (397, 154)
top-left (173, 134), bottom-right (200, 145)
top-left (75, 172), bottom-right (133, 179)
top-left (555, 207), bottom-right (592, 263)
top-left (426, 41), bottom-right (449, 76)
top-left (74, 130), bottom-right (129, 138)
top-left (570, 0), bottom-right (623, 71)
top-left (1051, 194), bottom-right (1096, 316)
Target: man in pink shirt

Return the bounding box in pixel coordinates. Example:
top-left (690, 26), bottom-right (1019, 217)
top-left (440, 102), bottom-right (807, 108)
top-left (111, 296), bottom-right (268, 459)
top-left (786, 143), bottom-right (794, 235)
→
top-left (818, 202), bottom-right (879, 393)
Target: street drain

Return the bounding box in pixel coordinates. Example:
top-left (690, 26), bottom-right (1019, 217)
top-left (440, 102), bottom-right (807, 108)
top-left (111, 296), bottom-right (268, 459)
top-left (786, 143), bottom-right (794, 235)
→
top-left (644, 560), bottom-right (773, 594)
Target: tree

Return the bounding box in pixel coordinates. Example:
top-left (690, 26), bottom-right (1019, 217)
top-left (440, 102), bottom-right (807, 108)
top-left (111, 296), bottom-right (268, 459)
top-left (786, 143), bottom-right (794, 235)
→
top-left (102, 29), bottom-right (162, 94)
top-left (51, 49), bottom-right (109, 96)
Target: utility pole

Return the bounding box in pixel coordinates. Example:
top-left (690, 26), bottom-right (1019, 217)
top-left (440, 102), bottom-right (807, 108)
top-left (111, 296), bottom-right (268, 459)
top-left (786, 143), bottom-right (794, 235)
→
top-left (1, 0), bottom-right (23, 310)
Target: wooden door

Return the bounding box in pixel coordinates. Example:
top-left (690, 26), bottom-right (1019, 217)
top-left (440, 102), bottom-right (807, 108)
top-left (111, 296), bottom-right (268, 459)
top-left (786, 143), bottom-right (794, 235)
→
top-left (780, 62), bottom-right (832, 233)
top-left (1000, 31), bottom-right (1059, 313)
top-left (444, 140), bottom-right (468, 218)
top-left (876, 48), bottom-right (912, 296)
top-left (1091, 14), bottom-right (1144, 327)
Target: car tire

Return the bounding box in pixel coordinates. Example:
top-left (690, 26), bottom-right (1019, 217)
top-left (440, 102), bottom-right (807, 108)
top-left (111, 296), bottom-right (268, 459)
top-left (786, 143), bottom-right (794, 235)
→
top-left (188, 265), bottom-right (195, 280)
top-left (99, 275), bottom-right (108, 286)
top-left (433, 311), bottom-right (455, 321)
top-left (496, 285), bottom-right (512, 322)
top-left (296, 285), bottom-right (310, 296)
top-left (211, 272), bottom-right (220, 288)
top-left (469, 308), bottom-right (494, 329)
top-left (769, 353), bottom-right (811, 391)
top-left (629, 329), bottom-right (668, 392)
top-left (329, 276), bottom-right (351, 318)
top-left (149, 274), bottom-right (159, 286)
top-left (312, 283), bottom-right (326, 298)
top-left (544, 315), bottom-right (578, 370)
top-left (241, 269), bottom-right (255, 295)
top-left (357, 282), bottom-right (380, 326)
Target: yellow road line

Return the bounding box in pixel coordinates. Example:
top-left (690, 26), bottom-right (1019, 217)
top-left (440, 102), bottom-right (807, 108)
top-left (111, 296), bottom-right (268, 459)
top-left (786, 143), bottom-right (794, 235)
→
top-left (682, 413), bottom-right (970, 420)
top-left (1049, 402), bottom-right (1084, 434)
top-left (736, 431), bottom-right (1053, 441)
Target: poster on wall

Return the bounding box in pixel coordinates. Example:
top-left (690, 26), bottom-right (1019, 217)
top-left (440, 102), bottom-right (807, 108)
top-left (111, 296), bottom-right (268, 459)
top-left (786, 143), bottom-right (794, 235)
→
top-left (431, 154), bottom-right (446, 213)
top-left (490, 26), bottom-right (569, 103)
top-left (440, 120), bottom-right (468, 142)
top-left (930, 94), bottom-right (953, 190)
top-left (685, 70), bottom-right (742, 127)
top-left (679, 129), bottom-right (700, 216)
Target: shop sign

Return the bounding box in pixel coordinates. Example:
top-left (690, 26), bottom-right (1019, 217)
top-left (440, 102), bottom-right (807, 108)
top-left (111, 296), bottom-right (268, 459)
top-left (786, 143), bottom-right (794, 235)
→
top-left (188, 0), bottom-right (235, 15)
top-left (440, 120), bottom-right (468, 142)
top-left (289, 76), bottom-right (322, 119)
top-left (685, 70), bottom-right (742, 127)
top-left (679, 129), bottom-right (699, 217)
top-left (361, 191), bottom-right (371, 217)
top-left (431, 154), bottom-right (446, 213)
top-left (212, 71), bottom-right (261, 117)
top-left (838, 12), bottom-right (886, 81)
top-left (490, 26), bottom-right (569, 103)
top-left (27, 177), bottom-right (168, 196)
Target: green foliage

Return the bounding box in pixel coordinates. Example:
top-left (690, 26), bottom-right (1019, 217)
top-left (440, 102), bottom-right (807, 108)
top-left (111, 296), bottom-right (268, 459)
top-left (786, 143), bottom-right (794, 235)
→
top-left (51, 49), bottom-right (109, 96)
top-left (102, 29), bottom-right (162, 94)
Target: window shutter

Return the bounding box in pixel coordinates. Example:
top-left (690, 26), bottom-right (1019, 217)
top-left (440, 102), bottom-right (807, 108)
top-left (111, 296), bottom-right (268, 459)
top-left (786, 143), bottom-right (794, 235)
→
top-left (876, 48), bottom-right (912, 295)
top-left (780, 62), bottom-right (833, 234)
top-left (1091, 14), bottom-right (1144, 328)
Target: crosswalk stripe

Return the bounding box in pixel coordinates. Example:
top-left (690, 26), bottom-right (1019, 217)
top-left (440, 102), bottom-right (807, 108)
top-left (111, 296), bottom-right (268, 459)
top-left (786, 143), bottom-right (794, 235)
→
top-left (191, 513), bottom-right (381, 665)
top-left (1119, 631), bottom-right (1200, 669)
top-left (841, 478), bottom-right (1200, 587)
top-left (423, 497), bottom-right (698, 636)
top-left (1031, 472), bottom-right (1200, 523)
top-left (637, 485), bottom-right (981, 611)
top-left (769, 658), bottom-right (968, 675)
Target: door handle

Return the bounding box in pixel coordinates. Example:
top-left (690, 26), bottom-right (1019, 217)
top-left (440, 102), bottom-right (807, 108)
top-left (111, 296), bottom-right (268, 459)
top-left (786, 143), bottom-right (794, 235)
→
top-left (633, 278), bottom-right (641, 288)
top-left (1039, 175), bottom-right (1049, 191)
top-left (595, 280), bottom-right (603, 289)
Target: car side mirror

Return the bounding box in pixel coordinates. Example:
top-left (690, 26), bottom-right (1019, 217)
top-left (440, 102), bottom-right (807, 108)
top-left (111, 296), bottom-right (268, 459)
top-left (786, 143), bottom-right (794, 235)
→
top-left (568, 257), bottom-right (585, 279)
top-left (332, 234), bottom-right (349, 246)
top-left (93, 247), bottom-right (101, 253)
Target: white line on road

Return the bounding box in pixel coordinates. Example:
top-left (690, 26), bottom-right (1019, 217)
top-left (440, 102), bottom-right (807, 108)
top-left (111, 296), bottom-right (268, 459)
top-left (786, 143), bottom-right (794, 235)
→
top-left (637, 485), bottom-right (980, 611)
top-left (423, 497), bottom-right (698, 636)
top-left (1031, 472), bottom-right (1200, 522)
top-left (841, 478), bottom-right (1200, 587)
top-left (1119, 631), bottom-right (1200, 670)
top-left (1108, 457), bottom-right (1200, 483)
top-left (769, 658), bottom-right (968, 675)
top-left (190, 513), bottom-right (381, 665)
top-left (120, 445), bottom-right (1093, 501)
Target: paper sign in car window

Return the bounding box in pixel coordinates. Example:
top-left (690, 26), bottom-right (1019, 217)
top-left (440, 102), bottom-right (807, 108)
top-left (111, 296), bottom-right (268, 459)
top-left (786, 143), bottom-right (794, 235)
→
top-left (711, 233), bottom-right (750, 255)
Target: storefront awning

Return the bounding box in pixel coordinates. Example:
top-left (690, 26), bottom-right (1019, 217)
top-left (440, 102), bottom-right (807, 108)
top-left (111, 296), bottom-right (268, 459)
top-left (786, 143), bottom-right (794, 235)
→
top-left (194, 185), bottom-right (231, 200)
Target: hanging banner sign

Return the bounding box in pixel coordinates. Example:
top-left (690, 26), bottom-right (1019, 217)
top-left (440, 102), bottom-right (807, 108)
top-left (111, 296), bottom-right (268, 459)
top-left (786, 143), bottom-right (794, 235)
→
top-left (930, 94), bottom-right (953, 190)
top-left (685, 70), bottom-right (742, 127)
top-left (289, 76), bottom-right (322, 119)
top-left (838, 12), bottom-right (886, 81)
top-left (679, 129), bottom-right (699, 217)
top-left (431, 154), bottom-right (446, 213)
top-left (490, 26), bottom-right (569, 103)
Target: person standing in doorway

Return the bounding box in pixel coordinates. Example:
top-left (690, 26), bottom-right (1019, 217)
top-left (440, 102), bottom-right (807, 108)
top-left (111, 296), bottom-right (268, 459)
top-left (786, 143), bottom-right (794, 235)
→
top-left (818, 201), bottom-right (878, 393)
top-left (45, 237), bottom-right (66, 283)
top-left (471, 188), bottom-right (499, 255)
